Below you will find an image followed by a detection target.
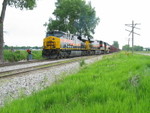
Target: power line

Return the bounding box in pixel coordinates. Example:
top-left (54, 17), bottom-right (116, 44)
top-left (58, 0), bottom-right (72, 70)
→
top-left (125, 20), bottom-right (140, 53)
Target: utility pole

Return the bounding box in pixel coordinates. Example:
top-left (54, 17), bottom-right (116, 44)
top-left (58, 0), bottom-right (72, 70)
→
top-left (132, 21), bottom-right (134, 53)
top-left (128, 38), bottom-right (130, 51)
top-left (125, 20), bottom-right (140, 53)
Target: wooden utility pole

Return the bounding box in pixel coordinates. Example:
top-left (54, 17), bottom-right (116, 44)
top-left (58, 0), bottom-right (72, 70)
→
top-left (128, 38), bottom-right (130, 51)
top-left (125, 20), bottom-right (140, 53)
top-left (132, 21), bottom-right (134, 53)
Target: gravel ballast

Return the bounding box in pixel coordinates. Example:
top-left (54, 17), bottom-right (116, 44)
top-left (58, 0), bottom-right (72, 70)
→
top-left (0, 56), bottom-right (103, 106)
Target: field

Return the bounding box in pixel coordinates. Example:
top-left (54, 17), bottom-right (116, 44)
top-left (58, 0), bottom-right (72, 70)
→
top-left (1, 52), bottom-right (150, 113)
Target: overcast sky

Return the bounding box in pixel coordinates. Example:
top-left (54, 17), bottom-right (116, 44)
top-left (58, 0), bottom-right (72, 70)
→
top-left (0, 0), bottom-right (150, 48)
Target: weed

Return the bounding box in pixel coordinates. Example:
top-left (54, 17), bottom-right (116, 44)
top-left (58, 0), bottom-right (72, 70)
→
top-left (80, 59), bottom-right (86, 67)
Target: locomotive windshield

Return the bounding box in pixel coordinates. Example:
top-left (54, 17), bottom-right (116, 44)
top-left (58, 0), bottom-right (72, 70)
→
top-left (46, 31), bottom-right (65, 37)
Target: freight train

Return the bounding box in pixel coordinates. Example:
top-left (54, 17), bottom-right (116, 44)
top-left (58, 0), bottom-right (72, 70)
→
top-left (42, 30), bottom-right (119, 59)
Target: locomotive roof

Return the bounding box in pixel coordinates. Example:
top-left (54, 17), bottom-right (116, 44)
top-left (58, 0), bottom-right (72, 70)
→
top-left (47, 30), bottom-right (66, 35)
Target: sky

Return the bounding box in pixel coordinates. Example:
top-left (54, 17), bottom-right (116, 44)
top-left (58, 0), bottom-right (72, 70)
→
top-left (0, 0), bottom-right (150, 48)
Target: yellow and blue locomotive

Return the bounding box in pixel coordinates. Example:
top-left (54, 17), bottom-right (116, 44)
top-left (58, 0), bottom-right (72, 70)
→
top-left (42, 30), bottom-right (111, 59)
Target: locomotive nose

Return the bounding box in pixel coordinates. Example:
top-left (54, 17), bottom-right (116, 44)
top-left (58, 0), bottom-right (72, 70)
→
top-left (43, 36), bottom-right (60, 49)
top-left (46, 37), bottom-right (56, 49)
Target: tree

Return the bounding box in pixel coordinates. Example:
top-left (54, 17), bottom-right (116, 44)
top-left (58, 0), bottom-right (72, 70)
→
top-left (0, 0), bottom-right (36, 63)
top-left (133, 45), bottom-right (143, 51)
top-left (112, 41), bottom-right (119, 49)
top-left (122, 44), bottom-right (130, 51)
top-left (46, 0), bottom-right (100, 38)
top-left (122, 45), bottom-right (143, 51)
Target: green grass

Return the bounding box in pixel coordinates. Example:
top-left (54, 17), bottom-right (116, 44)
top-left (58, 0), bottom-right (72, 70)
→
top-left (32, 50), bottom-right (43, 60)
top-left (4, 50), bottom-right (43, 62)
top-left (1, 52), bottom-right (150, 113)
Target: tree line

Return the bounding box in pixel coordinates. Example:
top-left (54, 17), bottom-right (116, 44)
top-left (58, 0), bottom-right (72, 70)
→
top-left (4, 45), bottom-right (42, 50)
top-left (112, 41), bottom-right (145, 51)
top-left (122, 45), bottom-right (144, 51)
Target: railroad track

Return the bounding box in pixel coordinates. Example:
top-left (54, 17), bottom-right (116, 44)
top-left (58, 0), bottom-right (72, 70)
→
top-left (0, 55), bottom-right (96, 67)
top-left (0, 59), bottom-right (50, 67)
top-left (0, 55), bottom-right (99, 79)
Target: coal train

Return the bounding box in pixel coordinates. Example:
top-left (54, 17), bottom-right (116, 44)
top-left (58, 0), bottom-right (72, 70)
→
top-left (42, 30), bottom-right (119, 59)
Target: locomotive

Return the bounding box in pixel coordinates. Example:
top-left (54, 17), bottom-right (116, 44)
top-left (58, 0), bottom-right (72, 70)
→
top-left (42, 30), bottom-right (117, 59)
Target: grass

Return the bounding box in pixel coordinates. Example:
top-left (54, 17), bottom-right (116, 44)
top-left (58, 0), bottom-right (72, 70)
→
top-left (4, 50), bottom-right (43, 62)
top-left (1, 52), bottom-right (150, 113)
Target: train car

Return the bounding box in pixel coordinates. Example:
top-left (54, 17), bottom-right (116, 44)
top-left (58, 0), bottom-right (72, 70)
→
top-left (109, 45), bottom-right (120, 53)
top-left (99, 40), bottom-right (105, 52)
top-left (105, 42), bottom-right (110, 53)
top-left (90, 40), bottom-right (101, 55)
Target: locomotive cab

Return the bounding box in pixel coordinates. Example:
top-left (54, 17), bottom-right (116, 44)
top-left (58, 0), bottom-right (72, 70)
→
top-left (104, 42), bottom-right (110, 53)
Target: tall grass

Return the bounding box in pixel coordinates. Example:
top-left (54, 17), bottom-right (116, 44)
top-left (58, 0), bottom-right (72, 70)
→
top-left (4, 50), bottom-right (27, 62)
top-left (4, 50), bottom-right (43, 62)
top-left (32, 50), bottom-right (43, 60)
top-left (1, 52), bottom-right (150, 113)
